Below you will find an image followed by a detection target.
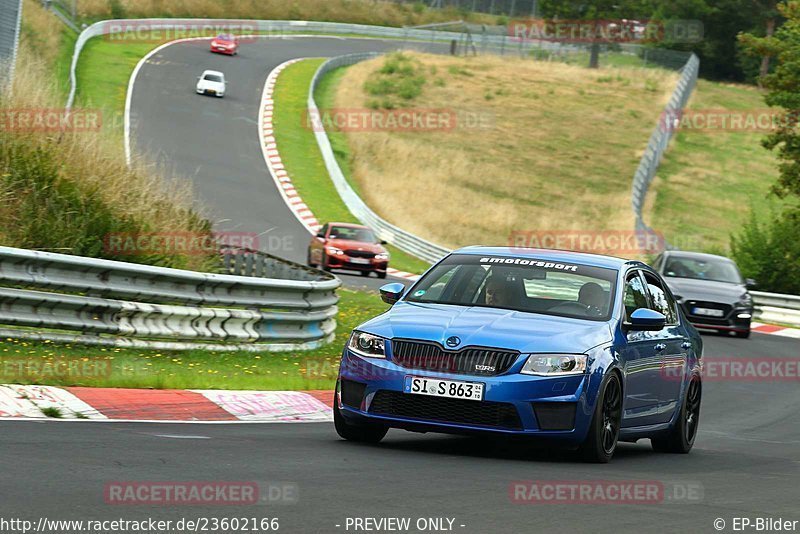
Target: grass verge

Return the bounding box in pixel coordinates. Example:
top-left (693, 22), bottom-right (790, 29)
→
top-left (330, 52), bottom-right (680, 251)
top-left (648, 80), bottom-right (782, 252)
top-left (271, 59), bottom-right (432, 274)
top-left (0, 288), bottom-right (386, 391)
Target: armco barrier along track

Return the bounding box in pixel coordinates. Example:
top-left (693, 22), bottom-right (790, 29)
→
top-left (0, 246), bottom-right (340, 351)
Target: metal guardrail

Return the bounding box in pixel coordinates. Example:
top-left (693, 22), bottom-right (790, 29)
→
top-left (631, 53), bottom-right (700, 243)
top-left (0, 246), bottom-right (341, 351)
top-left (0, 0), bottom-right (23, 93)
top-left (752, 291), bottom-right (800, 328)
top-left (309, 53), bottom-right (451, 265)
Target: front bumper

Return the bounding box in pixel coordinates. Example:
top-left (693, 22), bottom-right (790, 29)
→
top-left (336, 348), bottom-right (596, 441)
top-left (681, 303), bottom-right (752, 333)
top-left (211, 45), bottom-right (236, 55)
top-left (325, 255), bottom-right (388, 273)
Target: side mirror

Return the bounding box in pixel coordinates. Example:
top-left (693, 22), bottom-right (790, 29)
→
top-left (745, 278), bottom-right (757, 289)
top-left (379, 283), bottom-right (405, 305)
top-left (625, 308), bottom-right (666, 332)
top-left (316, 231), bottom-right (325, 239)
top-left (380, 240), bottom-right (388, 245)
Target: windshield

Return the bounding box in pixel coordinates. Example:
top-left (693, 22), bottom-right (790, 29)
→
top-left (203, 74), bottom-right (223, 82)
top-left (405, 254), bottom-right (617, 321)
top-left (663, 255), bottom-right (742, 284)
top-left (216, 34), bottom-right (234, 41)
top-left (329, 226), bottom-right (377, 243)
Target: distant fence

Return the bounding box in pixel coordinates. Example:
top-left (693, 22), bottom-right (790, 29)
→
top-left (399, 0), bottom-right (541, 17)
top-left (0, 246), bottom-right (340, 351)
top-left (630, 53), bottom-right (700, 244)
top-left (0, 0), bottom-right (23, 92)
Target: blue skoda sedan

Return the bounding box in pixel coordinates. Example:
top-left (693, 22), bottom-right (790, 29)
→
top-left (334, 247), bottom-right (703, 462)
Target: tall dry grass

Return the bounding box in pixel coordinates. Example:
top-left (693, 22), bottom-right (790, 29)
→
top-left (1, 12), bottom-right (215, 270)
top-left (75, 0), bottom-right (495, 27)
top-left (333, 53), bottom-right (678, 254)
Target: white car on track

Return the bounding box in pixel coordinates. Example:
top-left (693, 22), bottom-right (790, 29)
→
top-left (196, 70), bottom-right (226, 98)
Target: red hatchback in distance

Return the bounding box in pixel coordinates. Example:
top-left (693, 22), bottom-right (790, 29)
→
top-left (308, 223), bottom-right (389, 278)
top-left (210, 34), bottom-right (238, 55)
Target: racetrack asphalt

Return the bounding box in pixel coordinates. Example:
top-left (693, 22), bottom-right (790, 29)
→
top-left (1, 332), bottom-right (798, 533)
top-left (128, 36), bottom-right (447, 292)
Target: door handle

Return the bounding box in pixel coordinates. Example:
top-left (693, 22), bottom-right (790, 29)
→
top-left (654, 343), bottom-right (667, 352)
top-left (681, 341), bottom-right (692, 350)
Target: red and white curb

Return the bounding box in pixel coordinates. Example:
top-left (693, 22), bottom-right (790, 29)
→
top-left (258, 60), bottom-right (421, 282)
top-left (751, 322), bottom-right (800, 339)
top-left (0, 385), bottom-right (334, 423)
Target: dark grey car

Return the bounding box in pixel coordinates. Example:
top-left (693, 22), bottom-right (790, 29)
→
top-left (652, 251), bottom-right (755, 338)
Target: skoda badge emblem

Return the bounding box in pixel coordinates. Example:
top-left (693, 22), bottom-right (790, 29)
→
top-left (446, 336), bottom-right (461, 348)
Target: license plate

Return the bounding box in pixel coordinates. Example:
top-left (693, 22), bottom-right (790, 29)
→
top-left (403, 376), bottom-right (484, 401)
top-left (206, 89), bottom-right (216, 95)
top-left (693, 307), bottom-right (724, 317)
top-left (349, 258), bottom-right (371, 265)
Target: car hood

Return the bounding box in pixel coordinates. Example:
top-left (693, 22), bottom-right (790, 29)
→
top-left (360, 301), bottom-right (612, 354)
top-left (212, 40), bottom-right (235, 46)
top-left (663, 277), bottom-right (746, 304)
top-left (327, 239), bottom-right (386, 254)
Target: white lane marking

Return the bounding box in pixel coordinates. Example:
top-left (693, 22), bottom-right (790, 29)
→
top-left (152, 434), bottom-right (211, 439)
top-left (194, 390), bottom-right (333, 422)
top-left (0, 385), bottom-right (106, 419)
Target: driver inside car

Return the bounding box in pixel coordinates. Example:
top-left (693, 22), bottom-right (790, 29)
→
top-left (484, 276), bottom-right (514, 307)
top-left (578, 281), bottom-right (607, 315)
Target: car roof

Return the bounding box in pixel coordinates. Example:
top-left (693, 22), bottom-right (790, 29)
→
top-left (452, 246), bottom-right (642, 271)
top-left (664, 250), bottom-right (735, 263)
top-left (202, 70), bottom-right (224, 76)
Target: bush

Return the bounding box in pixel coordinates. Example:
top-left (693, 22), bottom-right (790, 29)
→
top-left (730, 209), bottom-right (800, 294)
top-left (362, 53), bottom-right (426, 108)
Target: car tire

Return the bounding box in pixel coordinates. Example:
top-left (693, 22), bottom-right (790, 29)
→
top-left (321, 254), bottom-right (332, 272)
top-left (652, 377), bottom-right (701, 454)
top-left (360, 271), bottom-right (370, 277)
top-left (578, 372), bottom-right (622, 463)
top-left (377, 271), bottom-right (387, 279)
top-left (333, 390), bottom-right (388, 444)
top-left (734, 329), bottom-right (751, 339)
top-left (307, 250), bottom-right (317, 268)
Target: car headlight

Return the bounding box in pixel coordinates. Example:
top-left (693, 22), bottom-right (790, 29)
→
top-left (347, 332), bottom-right (386, 359)
top-left (375, 253), bottom-right (389, 261)
top-left (521, 354), bottom-right (588, 376)
top-left (326, 246), bottom-right (344, 255)
top-left (737, 293), bottom-right (753, 307)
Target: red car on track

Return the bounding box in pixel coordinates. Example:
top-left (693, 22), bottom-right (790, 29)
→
top-left (210, 34), bottom-right (238, 55)
top-left (308, 223), bottom-right (390, 278)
